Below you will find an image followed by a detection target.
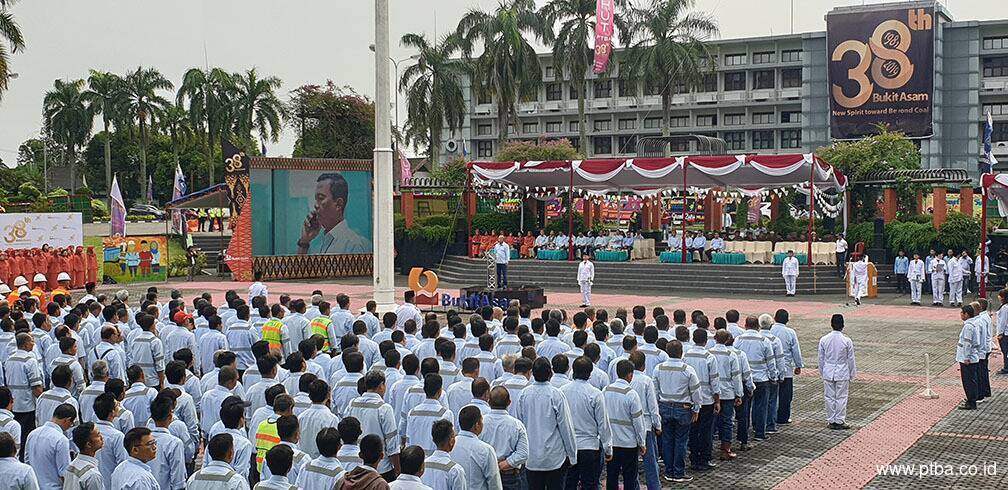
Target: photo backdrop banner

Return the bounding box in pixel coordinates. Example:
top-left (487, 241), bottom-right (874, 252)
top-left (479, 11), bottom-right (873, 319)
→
top-left (0, 213), bottom-right (83, 250)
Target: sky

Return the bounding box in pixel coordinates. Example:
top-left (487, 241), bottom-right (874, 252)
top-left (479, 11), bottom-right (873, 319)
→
top-left (0, 0), bottom-right (1004, 168)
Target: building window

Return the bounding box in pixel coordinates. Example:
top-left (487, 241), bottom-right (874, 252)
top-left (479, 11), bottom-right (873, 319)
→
top-left (724, 113), bottom-right (745, 126)
top-left (594, 80), bottom-right (612, 98)
top-left (644, 117), bottom-right (661, 129)
top-left (545, 65), bottom-right (555, 78)
top-left (477, 140), bottom-right (493, 158)
top-left (780, 111), bottom-right (802, 124)
top-left (752, 112), bottom-right (774, 124)
top-left (780, 129), bottom-right (801, 149)
top-left (672, 79), bottom-right (689, 94)
top-left (697, 74), bottom-right (717, 93)
top-left (724, 53), bottom-right (747, 66)
top-left (545, 83), bottom-right (562, 101)
top-left (617, 135), bottom-right (637, 153)
top-left (983, 56), bottom-right (1008, 77)
top-left (546, 121), bottom-right (562, 133)
top-left (569, 84), bottom-right (579, 99)
top-left (618, 80), bottom-right (635, 97)
top-left (983, 37), bottom-right (1008, 50)
top-left (994, 122), bottom-right (1008, 143)
top-left (752, 51), bottom-right (775, 64)
top-left (724, 71), bottom-right (746, 91)
top-left (723, 131), bottom-right (745, 151)
top-left (618, 118), bottom-right (636, 130)
top-left (753, 70), bottom-right (775, 90)
top-left (477, 124), bottom-right (492, 136)
top-left (593, 136), bottom-right (612, 155)
top-left (986, 104), bottom-right (1008, 116)
top-left (752, 130), bottom-right (774, 149)
top-left (670, 116), bottom-right (689, 128)
top-left (522, 122), bottom-right (538, 133)
top-left (593, 119), bottom-right (611, 131)
top-left (781, 49), bottom-right (802, 62)
top-left (781, 68), bottom-right (801, 88)
top-left (569, 120), bottom-right (580, 132)
top-left (477, 91), bottom-right (491, 105)
top-left (696, 114), bottom-right (717, 127)
top-left (569, 137), bottom-right (580, 152)
top-left (644, 81), bottom-right (662, 96)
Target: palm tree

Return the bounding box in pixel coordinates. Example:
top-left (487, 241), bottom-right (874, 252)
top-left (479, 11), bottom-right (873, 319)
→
top-left (177, 67), bottom-right (234, 186)
top-left (539, 0), bottom-right (601, 153)
top-left (619, 0), bottom-right (718, 139)
top-left (0, 0), bottom-right (25, 100)
top-left (43, 79), bottom-right (93, 191)
top-left (232, 68), bottom-right (283, 146)
top-left (159, 102), bottom-right (193, 173)
top-left (456, 0), bottom-right (552, 146)
top-left (122, 67), bottom-right (173, 200)
top-left (83, 70), bottom-right (124, 193)
top-left (399, 33), bottom-right (469, 167)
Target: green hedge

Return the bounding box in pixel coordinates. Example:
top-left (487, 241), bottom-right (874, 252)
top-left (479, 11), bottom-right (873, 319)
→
top-left (885, 220), bottom-right (937, 256)
top-left (845, 213), bottom-right (979, 258)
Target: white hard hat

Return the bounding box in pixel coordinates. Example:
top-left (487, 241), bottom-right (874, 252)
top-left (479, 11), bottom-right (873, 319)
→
top-left (12, 276), bottom-right (27, 287)
top-left (57, 272), bottom-right (71, 282)
top-left (17, 285), bottom-right (30, 294)
top-left (33, 273), bottom-right (46, 283)
top-left (0, 284), bottom-right (10, 295)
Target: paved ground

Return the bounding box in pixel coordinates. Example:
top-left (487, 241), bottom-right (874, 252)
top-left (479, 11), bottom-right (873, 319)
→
top-left (93, 276), bottom-right (1005, 489)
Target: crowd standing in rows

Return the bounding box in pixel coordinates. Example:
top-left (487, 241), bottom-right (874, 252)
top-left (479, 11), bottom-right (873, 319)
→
top-left (0, 272), bottom-right (870, 489)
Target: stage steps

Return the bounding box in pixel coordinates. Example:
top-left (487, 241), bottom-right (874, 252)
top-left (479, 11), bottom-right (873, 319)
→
top-left (436, 256), bottom-right (902, 296)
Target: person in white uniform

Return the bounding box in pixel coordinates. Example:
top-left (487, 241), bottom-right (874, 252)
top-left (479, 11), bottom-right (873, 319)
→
top-left (492, 236), bottom-right (511, 289)
top-left (930, 252), bottom-right (946, 306)
top-left (907, 253), bottom-right (926, 305)
top-left (577, 255), bottom-right (595, 308)
top-left (781, 250), bottom-right (799, 296)
top-left (946, 251), bottom-right (964, 307)
top-left (818, 314), bottom-right (856, 430)
top-left (850, 256), bottom-right (869, 306)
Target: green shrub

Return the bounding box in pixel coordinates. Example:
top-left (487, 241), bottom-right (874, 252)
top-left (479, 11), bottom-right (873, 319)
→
top-left (472, 212), bottom-right (521, 234)
top-left (168, 248), bottom-right (206, 277)
top-left (126, 214), bottom-right (156, 222)
top-left (46, 188), bottom-right (69, 198)
top-left (846, 221), bottom-right (874, 249)
top-left (886, 220), bottom-right (937, 256)
top-left (938, 212), bottom-right (980, 254)
top-left (546, 212), bottom-right (586, 235)
top-left (18, 182), bottom-right (42, 200)
top-left (91, 199), bottom-right (110, 219)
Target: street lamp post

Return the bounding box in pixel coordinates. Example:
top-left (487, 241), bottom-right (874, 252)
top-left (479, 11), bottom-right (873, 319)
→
top-left (373, 0), bottom-right (396, 312)
top-left (370, 44), bottom-right (419, 145)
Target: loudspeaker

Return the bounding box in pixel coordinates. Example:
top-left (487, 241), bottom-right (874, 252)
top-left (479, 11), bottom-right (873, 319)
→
top-left (873, 219), bottom-right (885, 249)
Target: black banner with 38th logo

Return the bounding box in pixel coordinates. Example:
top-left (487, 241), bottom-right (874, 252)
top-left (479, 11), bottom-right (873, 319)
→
top-left (827, 5), bottom-right (935, 139)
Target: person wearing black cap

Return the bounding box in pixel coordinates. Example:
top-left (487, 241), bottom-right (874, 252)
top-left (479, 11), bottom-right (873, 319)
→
top-left (205, 395), bottom-right (255, 481)
top-left (188, 433), bottom-right (251, 489)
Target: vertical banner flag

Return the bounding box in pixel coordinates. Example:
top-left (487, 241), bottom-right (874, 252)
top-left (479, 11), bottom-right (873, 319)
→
top-left (985, 111), bottom-right (998, 173)
top-left (110, 175), bottom-right (126, 237)
top-left (222, 139), bottom-right (250, 219)
top-left (593, 0), bottom-right (615, 74)
top-left (171, 164), bottom-right (187, 235)
top-left (827, 5), bottom-right (935, 139)
top-left (222, 139), bottom-right (253, 281)
top-left (399, 149), bottom-right (413, 186)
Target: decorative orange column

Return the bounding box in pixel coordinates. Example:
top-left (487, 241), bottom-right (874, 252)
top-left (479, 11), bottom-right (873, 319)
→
top-left (960, 186), bottom-right (974, 216)
top-left (932, 186), bottom-right (947, 229)
top-left (703, 193), bottom-right (714, 232)
top-left (883, 188), bottom-right (897, 223)
top-left (651, 199), bottom-right (662, 230)
top-left (584, 199), bottom-right (594, 229)
top-left (402, 191), bottom-right (415, 229)
top-left (770, 194), bottom-right (780, 223)
top-left (640, 201), bottom-right (651, 230)
top-left (711, 194), bottom-right (724, 231)
top-left (916, 190), bottom-right (924, 215)
top-left (465, 191), bottom-right (477, 223)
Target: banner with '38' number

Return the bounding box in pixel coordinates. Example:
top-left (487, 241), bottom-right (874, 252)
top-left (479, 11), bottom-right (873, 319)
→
top-left (827, 5), bottom-right (935, 140)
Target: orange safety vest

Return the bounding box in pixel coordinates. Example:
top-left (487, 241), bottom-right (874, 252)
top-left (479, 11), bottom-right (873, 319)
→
top-left (30, 288), bottom-right (47, 305)
top-left (7, 292), bottom-right (19, 304)
top-left (51, 287), bottom-right (70, 300)
top-left (262, 318), bottom-right (284, 353)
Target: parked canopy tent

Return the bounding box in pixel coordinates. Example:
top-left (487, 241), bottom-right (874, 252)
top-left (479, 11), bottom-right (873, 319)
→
top-left (467, 153), bottom-right (847, 266)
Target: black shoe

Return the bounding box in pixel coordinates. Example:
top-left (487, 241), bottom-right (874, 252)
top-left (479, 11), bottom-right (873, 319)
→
top-left (738, 443), bottom-right (751, 451)
top-left (958, 401), bottom-right (977, 410)
top-left (828, 422), bottom-right (847, 430)
top-left (766, 428), bottom-right (778, 434)
top-left (779, 420), bottom-right (792, 424)
top-left (666, 476), bottom-right (693, 483)
top-left (753, 435), bottom-right (767, 441)
top-left (578, 304), bottom-right (588, 308)
top-left (703, 461), bottom-right (717, 469)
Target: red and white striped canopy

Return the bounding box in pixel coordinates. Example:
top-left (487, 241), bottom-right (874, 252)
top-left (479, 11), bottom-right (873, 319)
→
top-left (468, 153), bottom-right (846, 195)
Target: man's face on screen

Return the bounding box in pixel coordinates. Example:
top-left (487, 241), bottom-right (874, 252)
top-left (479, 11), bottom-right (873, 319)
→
top-left (314, 179), bottom-right (345, 230)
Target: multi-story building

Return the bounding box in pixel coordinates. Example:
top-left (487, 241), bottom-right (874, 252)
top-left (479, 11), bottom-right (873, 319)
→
top-left (438, 1), bottom-right (1008, 181)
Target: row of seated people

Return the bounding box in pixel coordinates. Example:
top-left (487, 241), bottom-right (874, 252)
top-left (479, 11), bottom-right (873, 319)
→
top-left (662, 229), bottom-right (839, 264)
top-left (469, 229), bottom-right (645, 258)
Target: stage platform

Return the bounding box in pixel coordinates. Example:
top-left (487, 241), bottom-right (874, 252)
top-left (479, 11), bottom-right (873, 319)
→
top-left (437, 256), bottom-right (900, 296)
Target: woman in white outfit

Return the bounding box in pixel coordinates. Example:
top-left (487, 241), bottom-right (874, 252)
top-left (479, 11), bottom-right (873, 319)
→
top-left (850, 256), bottom-right (869, 306)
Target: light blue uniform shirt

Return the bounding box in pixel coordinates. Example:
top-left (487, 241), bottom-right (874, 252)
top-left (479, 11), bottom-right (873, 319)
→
top-left (295, 456), bottom-right (346, 490)
top-left (0, 456), bottom-right (39, 490)
top-left (130, 331), bottom-right (165, 388)
top-left (356, 311), bottom-right (381, 338)
top-left (630, 371), bottom-right (661, 432)
top-left (652, 359), bottom-right (702, 412)
top-left (603, 379), bottom-right (647, 449)
top-left (769, 323), bottom-right (804, 378)
top-left (478, 409), bottom-right (528, 468)
top-left (894, 256), bottom-right (909, 274)
top-left (733, 330), bottom-right (776, 383)
top-left (450, 431), bottom-right (503, 490)
top-left (186, 460), bottom-right (250, 490)
top-left (760, 329), bottom-right (787, 381)
top-left (421, 450), bottom-right (468, 490)
top-left (25, 421), bottom-right (71, 490)
top-left (956, 319), bottom-right (981, 363)
top-left (404, 400), bottom-right (452, 454)
top-left (5, 349), bottom-right (43, 412)
top-left (559, 379), bottom-right (612, 454)
top-left (682, 345), bottom-right (719, 405)
top-left (111, 457), bottom-right (160, 490)
top-left (63, 454), bottom-right (104, 490)
top-left (709, 344), bottom-right (744, 400)
top-left (514, 381), bottom-right (578, 471)
top-left (535, 336), bottom-right (570, 361)
top-left (149, 427), bottom-right (186, 490)
top-left (95, 420), bottom-right (128, 489)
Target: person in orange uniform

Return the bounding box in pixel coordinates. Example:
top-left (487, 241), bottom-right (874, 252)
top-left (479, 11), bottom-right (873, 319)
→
top-left (52, 272), bottom-right (72, 299)
top-left (31, 273), bottom-right (48, 304)
top-left (470, 229), bottom-right (483, 257)
top-left (481, 229), bottom-right (496, 255)
top-left (33, 249), bottom-right (49, 289)
top-left (46, 250), bottom-right (60, 290)
top-left (521, 231), bottom-right (535, 258)
top-left (0, 250), bottom-right (9, 287)
top-left (9, 283), bottom-right (27, 304)
top-left (85, 246), bottom-right (98, 285)
top-left (71, 246), bottom-right (85, 289)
